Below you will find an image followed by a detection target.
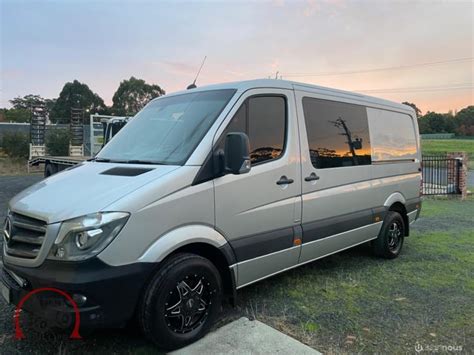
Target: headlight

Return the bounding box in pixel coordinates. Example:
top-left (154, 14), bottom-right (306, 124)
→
top-left (48, 212), bottom-right (129, 261)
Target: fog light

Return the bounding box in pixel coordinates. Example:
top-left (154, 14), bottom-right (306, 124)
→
top-left (55, 247), bottom-right (66, 258)
top-left (72, 294), bottom-right (87, 306)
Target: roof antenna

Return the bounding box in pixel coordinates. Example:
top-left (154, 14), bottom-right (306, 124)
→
top-left (187, 56), bottom-right (207, 90)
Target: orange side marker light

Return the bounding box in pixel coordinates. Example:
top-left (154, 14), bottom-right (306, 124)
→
top-left (293, 237), bottom-right (302, 246)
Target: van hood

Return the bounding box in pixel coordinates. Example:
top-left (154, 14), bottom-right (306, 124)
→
top-left (8, 162), bottom-right (180, 224)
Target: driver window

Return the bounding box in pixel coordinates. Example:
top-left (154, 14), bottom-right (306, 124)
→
top-left (217, 96), bottom-right (286, 165)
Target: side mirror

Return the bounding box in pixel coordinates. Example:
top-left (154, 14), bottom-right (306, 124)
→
top-left (224, 132), bottom-right (251, 174)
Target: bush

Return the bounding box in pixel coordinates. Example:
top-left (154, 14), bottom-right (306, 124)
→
top-left (46, 129), bottom-right (70, 156)
top-left (1, 132), bottom-right (29, 158)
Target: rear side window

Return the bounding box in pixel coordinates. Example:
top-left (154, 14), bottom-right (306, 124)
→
top-left (219, 96), bottom-right (286, 165)
top-left (367, 107), bottom-right (417, 161)
top-left (302, 97), bottom-right (372, 169)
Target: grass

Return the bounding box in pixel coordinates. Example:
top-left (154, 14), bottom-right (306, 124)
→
top-left (421, 139), bottom-right (474, 156)
top-left (0, 157), bottom-right (29, 175)
top-left (0, 156), bottom-right (41, 176)
top-left (421, 139), bottom-right (474, 169)
top-left (233, 198), bottom-right (474, 354)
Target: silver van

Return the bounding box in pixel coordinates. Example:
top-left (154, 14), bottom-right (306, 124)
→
top-left (1, 79), bottom-right (421, 349)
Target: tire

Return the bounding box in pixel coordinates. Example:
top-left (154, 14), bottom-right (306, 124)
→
top-left (44, 164), bottom-right (57, 178)
top-left (138, 253), bottom-right (222, 350)
top-left (372, 211), bottom-right (405, 259)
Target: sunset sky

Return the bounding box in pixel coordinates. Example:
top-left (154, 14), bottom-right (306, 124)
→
top-left (1, 0), bottom-right (473, 114)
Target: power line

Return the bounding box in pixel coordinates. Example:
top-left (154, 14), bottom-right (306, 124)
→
top-left (356, 83), bottom-right (473, 94)
top-left (280, 57), bottom-right (474, 77)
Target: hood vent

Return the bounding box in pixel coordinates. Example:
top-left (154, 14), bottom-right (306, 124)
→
top-left (101, 167), bottom-right (154, 177)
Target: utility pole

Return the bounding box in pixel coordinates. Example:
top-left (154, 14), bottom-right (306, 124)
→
top-left (330, 117), bottom-right (361, 165)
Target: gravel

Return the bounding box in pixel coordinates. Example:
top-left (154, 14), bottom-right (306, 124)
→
top-left (0, 175), bottom-right (43, 221)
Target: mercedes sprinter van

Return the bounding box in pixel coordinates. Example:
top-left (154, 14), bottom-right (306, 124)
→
top-left (1, 79), bottom-right (421, 349)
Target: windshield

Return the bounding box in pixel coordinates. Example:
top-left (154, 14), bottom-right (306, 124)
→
top-left (97, 89), bottom-right (236, 165)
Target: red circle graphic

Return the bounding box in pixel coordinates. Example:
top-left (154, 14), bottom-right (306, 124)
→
top-left (14, 287), bottom-right (81, 340)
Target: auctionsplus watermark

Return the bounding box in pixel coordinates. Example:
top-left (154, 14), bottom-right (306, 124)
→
top-left (415, 342), bottom-right (463, 353)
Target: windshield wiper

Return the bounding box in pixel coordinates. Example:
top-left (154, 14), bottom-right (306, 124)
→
top-left (90, 157), bottom-right (165, 165)
top-left (90, 157), bottom-right (127, 163)
top-left (124, 159), bottom-right (164, 165)
top-left (90, 157), bottom-right (111, 162)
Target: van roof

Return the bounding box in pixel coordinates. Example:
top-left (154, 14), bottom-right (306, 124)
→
top-left (161, 79), bottom-right (415, 115)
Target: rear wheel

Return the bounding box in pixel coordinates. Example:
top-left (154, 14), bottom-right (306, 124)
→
top-left (372, 211), bottom-right (405, 259)
top-left (138, 253), bottom-right (222, 350)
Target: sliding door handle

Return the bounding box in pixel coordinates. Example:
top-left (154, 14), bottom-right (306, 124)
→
top-left (304, 172), bottom-right (320, 182)
top-left (276, 176), bottom-right (294, 185)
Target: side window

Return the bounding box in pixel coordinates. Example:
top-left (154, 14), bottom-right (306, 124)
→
top-left (302, 97), bottom-right (371, 169)
top-left (224, 102), bottom-right (247, 134)
top-left (367, 108), bottom-right (417, 161)
top-left (218, 96), bottom-right (286, 165)
top-left (248, 96), bottom-right (286, 164)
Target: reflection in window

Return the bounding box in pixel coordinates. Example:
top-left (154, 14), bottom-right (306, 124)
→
top-left (219, 96), bottom-right (286, 165)
top-left (302, 98), bottom-right (372, 169)
top-left (99, 89), bottom-right (236, 164)
top-left (367, 108), bottom-right (417, 161)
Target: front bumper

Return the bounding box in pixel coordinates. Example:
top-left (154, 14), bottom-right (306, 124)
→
top-left (1, 258), bottom-right (156, 328)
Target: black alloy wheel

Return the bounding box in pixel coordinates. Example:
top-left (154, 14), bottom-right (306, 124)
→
top-left (139, 253), bottom-right (222, 350)
top-left (372, 211), bottom-right (405, 259)
top-left (164, 274), bottom-right (213, 334)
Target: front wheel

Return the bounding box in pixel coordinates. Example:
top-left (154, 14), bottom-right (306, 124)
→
top-left (372, 211), bottom-right (405, 259)
top-left (138, 253), bottom-right (222, 350)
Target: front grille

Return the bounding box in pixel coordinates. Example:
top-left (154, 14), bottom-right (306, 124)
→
top-left (5, 213), bottom-right (47, 259)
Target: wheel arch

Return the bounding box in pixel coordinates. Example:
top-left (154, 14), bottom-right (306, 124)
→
top-left (137, 224), bottom-right (237, 302)
top-left (167, 242), bottom-right (237, 304)
top-left (383, 193), bottom-right (409, 236)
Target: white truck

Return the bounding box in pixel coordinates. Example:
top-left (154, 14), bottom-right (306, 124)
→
top-left (28, 115), bottom-right (129, 177)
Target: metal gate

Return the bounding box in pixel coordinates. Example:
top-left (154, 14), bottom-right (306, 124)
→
top-left (422, 155), bottom-right (462, 195)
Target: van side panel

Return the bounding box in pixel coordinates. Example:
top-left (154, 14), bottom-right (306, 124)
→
top-left (213, 88), bottom-right (303, 288)
top-left (294, 90), bottom-right (382, 264)
top-left (98, 166), bottom-right (217, 266)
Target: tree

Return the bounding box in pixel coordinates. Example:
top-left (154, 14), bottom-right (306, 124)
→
top-left (417, 115), bottom-right (432, 134)
top-left (45, 98), bottom-right (56, 113)
top-left (7, 94), bottom-right (56, 123)
top-left (50, 80), bottom-right (106, 123)
top-left (112, 77), bottom-right (165, 116)
top-left (420, 112), bottom-right (455, 134)
top-left (1, 132), bottom-right (29, 158)
top-left (2, 108), bottom-right (30, 123)
top-left (46, 129), bottom-right (70, 156)
top-left (402, 102), bottom-right (422, 118)
top-left (10, 94), bottom-right (46, 110)
top-left (454, 106), bottom-right (474, 136)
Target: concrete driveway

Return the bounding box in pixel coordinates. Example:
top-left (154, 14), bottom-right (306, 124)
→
top-left (172, 317), bottom-right (320, 355)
